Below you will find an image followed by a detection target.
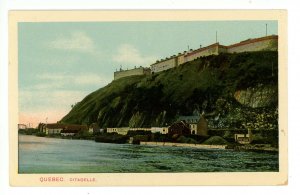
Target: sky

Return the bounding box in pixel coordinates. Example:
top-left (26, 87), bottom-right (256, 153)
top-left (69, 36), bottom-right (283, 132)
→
top-left (18, 21), bottom-right (278, 127)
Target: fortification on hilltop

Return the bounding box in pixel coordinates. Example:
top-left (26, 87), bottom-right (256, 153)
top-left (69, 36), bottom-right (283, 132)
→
top-left (113, 35), bottom-right (278, 79)
top-left (114, 66), bottom-right (151, 80)
top-left (151, 35), bottom-right (278, 73)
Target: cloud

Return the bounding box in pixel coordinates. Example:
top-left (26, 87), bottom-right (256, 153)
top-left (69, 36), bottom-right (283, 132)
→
top-left (113, 44), bottom-right (157, 66)
top-left (19, 89), bottom-right (86, 112)
top-left (19, 72), bottom-right (112, 124)
top-left (20, 72), bottom-right (111, 110)
top-left (37, 73), bottom-right (65, 81)
top-left (29, 82), bottom-right (63, 90)
top-left (47, 32), bottom-right (95, 53)
top-left (43, 56), bottom-right (79, 67)
top-left (73, 74), bottom-right (110, 85)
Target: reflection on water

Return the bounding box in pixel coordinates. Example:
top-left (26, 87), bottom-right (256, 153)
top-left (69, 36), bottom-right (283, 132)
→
top-left (18, 135), bottom-right (279, 173)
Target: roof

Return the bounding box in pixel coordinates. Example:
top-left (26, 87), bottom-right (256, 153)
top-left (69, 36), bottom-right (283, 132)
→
top-left (185, 43), bottom-right (220, 57)
top-left (89, 123), bottom-right (99, 129)
top-left (114, 66), bottom-right (150, 73)
top-left (168, 121), bottom-right (191, 134)
top-left (45, 123), bottom-right (88, 131)
top-left (227, 35), bottom-right (278, 49)
top-left (150, 56), bottom-right (177, 67)
top-left (178, 115), bottom-right (200, 124)
top-left (150, 35), bottom-right (278, 69)
top-left (45, 123), bottom-right (65, 129)
top-left (64, 124), bottom-right (88, 131)
top-left (61, 130), bottom-right (79, 133)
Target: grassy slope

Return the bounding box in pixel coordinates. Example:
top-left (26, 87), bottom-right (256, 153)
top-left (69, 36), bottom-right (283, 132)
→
top-left (61, 51), bottom-right (278, 129)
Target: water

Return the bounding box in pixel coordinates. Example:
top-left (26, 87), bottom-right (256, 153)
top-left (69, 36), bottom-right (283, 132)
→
top-left (18, 135), bottom-right (279, 173)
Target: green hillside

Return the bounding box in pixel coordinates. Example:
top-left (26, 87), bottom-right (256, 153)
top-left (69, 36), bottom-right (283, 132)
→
top-left (60, 51), bottom-right (278, 130)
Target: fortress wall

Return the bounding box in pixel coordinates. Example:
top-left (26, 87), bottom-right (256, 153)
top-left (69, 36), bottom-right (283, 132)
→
top-left (114, 67), bottom-right (149, 80)
top-left (107, 127), bottom-right (129, 135)
top-left (227, 36), bottom-right (278, 53)
top-left (143, 68), bottom-right (151, 75)
top-left (218, 45), bottom-right (228, 53)
top-left (185, 44), bottom-right (219, 62)
top-left (177, 54), bottom-right (186, 66)
top-left (150, 57), bottom-right (177, 73)
top-left (145, 35), bottom-right (278, 74)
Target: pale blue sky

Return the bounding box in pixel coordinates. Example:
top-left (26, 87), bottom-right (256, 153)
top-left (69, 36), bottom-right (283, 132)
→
top-left (18, 21), bottom-right (278, 126)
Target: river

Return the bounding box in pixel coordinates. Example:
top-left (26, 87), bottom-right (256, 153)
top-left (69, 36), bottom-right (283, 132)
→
top-left (18, 135), bottom-right (279, 173)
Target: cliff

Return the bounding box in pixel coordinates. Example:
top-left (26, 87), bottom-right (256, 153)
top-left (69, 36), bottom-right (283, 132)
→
top-left (60, 51), bottom-right (278, 131)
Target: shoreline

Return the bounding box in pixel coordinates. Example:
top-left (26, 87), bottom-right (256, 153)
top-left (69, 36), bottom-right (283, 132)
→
top-left (140, 141), bottom-right (278, 152)
top-left (19, 134), bottom-right (278, 153)
top-left (19, 133), bottom-right (95, 141)
top-left (140, 141), bottom-right (227, 149)
top-left (233, 145), bottom-right (279, 153)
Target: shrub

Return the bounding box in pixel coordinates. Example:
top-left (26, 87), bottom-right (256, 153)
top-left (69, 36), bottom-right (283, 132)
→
top-left (36, 132), bottom-right (46, 137)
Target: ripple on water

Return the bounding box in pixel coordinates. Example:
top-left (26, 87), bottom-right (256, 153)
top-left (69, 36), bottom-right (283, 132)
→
top-left (18, 135), bottom-right (279, 173)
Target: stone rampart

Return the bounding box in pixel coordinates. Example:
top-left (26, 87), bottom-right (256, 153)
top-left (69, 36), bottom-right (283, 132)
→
top-left (114, 66), bottom-right (150, 80)
top-left (227, 35), bottom-right (278, 53)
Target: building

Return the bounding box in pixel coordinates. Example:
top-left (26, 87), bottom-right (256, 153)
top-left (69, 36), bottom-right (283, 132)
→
top-left (178, 115), bottom-right (199, 134)
top-left (178, 114), bottom-right (208, 136)
top-left (40, 123), bottom-right (88, 135)
top-left (61, 130), bottom-right (78, 136)
top-left (168, 121), bottom-right (191, 136)
top-left (107, 127), bottom-right (130, 135)
top-left (227, 35), bottom-right (278, 53)
top-left (107, 127), bottom-right (159, 135)
top-left (42, 123), bottom-right (65, 135)
top-left (89, 123), bottom-right (101, 134)
top-left (18, 124), bottom-right (27, 130)
top-left (184, 43), bottom-right (227, 62)
top-left (151, 56), bottom-right (178, 73)
top-left (234, 129), bottom-right (253, 144)
top-left (60, 124), bottom-right (89, 136)
top-left (150, 35), bottom-right (278, 73)
top-left (106, 127), bottom-right (171, 135)
top-left (197, 116), bottom-right (208, 136)
top-left (114, 66), bottom-right (151, 80)
top-left (150, 127), bottom-right (169, 134)
top-left (64, 124), bottom-right (88, 132)
top-left (234, 134), bottom-right (252, 144)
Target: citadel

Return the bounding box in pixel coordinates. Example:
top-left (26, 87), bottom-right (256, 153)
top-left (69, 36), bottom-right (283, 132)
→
top-left (114, 35), bottom-right (278, 80)
top-left (29, 34), bottom-right (279, 146)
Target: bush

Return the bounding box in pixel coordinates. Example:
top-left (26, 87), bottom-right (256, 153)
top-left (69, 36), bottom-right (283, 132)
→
top-left (176, 135), bottom-right (197, 144)
top-left (19, 128), bottom-right (39, 135)
top-left (127, 130), bottom-right (152, 136)
top-left (202, 136), bottom-right (228, 145)
top-left (133, 135), bottom-right (150, 142)
top-left (36, 132), bottom-right (46, 137)
top-left (95, 134), bottom-right (128, 144)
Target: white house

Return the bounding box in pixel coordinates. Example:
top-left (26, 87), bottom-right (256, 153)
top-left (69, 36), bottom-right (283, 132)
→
top-left (150, 127), bottom-right (169, 134)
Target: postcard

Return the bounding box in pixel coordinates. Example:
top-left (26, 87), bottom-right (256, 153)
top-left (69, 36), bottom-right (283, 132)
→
top-left (9, 10), bottom-right (287, 186)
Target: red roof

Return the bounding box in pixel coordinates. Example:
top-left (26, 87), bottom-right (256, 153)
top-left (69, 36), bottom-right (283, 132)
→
top-left (45, 123), bottom-right (88, 131)
top-left (185, 43), bottom-right (220, 57)
top-left (64, 124), bottom-right (88, 131)
top-left (45, 123), bottom-right (65, 129)
top-left (150, 35), bottom-right (278, 66)
top-left (227, 35), bottom-right (278, 49)
top-left (61, 129), bottom-right (79, 133)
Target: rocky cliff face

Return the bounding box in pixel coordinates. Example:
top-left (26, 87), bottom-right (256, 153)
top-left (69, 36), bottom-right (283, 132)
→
top-left (234, 85), bottom-right (278, 108)
top-left (208, 96), bottom-right (278, 131)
